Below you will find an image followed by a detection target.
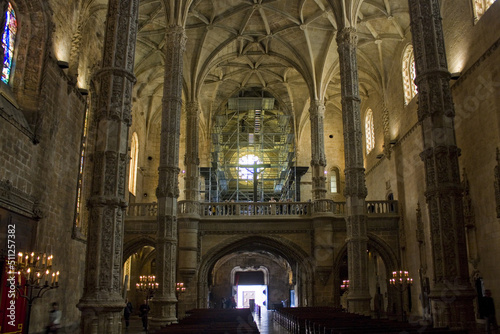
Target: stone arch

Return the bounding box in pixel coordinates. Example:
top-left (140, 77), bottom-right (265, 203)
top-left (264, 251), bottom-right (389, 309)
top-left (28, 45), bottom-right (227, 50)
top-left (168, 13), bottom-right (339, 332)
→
top-left (333, 233), bottom-right (399, 308)
top-left (197, 235), bottom-right (315, 308)
top-left (123, 235), bottom-right (156, 264)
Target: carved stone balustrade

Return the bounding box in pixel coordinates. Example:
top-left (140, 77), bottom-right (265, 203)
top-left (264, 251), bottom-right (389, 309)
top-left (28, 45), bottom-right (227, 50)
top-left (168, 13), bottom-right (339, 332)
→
top-left (124, 200), bottom-right (398, 221)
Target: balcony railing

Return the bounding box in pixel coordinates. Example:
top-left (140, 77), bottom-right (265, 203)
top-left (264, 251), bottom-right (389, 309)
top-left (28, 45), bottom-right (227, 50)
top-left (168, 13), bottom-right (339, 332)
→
top-left (127, 202), bottom-right (157, 217)
top-left (125, 200), bottom-right (398, 218)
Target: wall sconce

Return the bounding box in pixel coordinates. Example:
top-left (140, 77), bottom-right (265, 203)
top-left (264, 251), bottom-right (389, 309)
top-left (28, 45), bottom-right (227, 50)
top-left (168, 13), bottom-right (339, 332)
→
top-left (376, 154), bottom-right (384, 159)
top-left (56, 60), bottom-right (69, 69)
top-left (78, 88), bottom-right (88, 96)
top-left (389, 139), bottom-right (397, 146)
top-left (450, 72), bottom-right (461, 80)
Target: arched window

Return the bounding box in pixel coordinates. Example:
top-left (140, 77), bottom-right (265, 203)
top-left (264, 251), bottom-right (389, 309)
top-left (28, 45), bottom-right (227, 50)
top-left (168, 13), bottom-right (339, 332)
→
top-left (2, 2), bottom-right (17, 84)
top-left (474, 0), bottom-right (496, 22)
top-left (74, 102), bottom-right (90, 234)
top-left (402, 45), bottom-right (417, 105)
top-left (330, 167), bottom-right (340, 193)
top-left (365, 109), bottom-right (375, 154)
top-left (129, 132), bottom-right (139, 196)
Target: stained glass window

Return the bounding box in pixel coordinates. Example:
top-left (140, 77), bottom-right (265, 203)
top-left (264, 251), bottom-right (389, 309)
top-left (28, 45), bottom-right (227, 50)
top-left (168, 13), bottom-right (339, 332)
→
top-left (75, 104), bottom-right (90, 229)
top-left (365, 109), bottom-right (375, 154)
top-left (402, 45), bottom-right (417, 105)
top-left (2, 3), bottom-right (17, 84)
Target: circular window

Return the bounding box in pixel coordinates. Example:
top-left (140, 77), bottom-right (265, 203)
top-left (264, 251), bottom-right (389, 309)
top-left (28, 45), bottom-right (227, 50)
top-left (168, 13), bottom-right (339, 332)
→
top-left (238, 154), bottom-right (262, 179)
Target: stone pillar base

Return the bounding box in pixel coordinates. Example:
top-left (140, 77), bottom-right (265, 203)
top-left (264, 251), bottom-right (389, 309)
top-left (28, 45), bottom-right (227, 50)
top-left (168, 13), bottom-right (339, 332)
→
top-left (77, 299), bottom-right (124, 334)
top-left (347, 294), bottom-right (371, 316)
top-left (149, 297), bottom-right (178, 329)
top-left (429, 283), bottom-right (476, 330)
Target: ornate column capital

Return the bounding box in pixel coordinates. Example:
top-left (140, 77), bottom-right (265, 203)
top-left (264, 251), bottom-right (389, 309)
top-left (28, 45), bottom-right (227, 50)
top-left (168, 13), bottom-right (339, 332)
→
top-left (336, 27), bottom-right (358, 46)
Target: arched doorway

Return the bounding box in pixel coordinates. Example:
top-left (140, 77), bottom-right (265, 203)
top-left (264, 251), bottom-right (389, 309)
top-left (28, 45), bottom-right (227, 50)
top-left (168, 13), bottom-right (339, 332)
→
top-left (333, 234), bottom-right (399, 318)
top-left (197, 236), bottom-right (314, 312)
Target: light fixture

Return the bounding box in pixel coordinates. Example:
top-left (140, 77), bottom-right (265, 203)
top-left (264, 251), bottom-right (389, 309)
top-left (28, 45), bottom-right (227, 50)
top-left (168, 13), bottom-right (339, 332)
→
top-left (78, 88), bottom-right (88, 96)
top-left (176, 282), bottom-right (186, 293)
top-left (389, 270), bottom-right (413, 286)
top-left (389, 139), bottom-right (397, 146)
top-left (56, 60), bottom-right (69, 69)
top-left (376, 154), bottom-right (384, 159)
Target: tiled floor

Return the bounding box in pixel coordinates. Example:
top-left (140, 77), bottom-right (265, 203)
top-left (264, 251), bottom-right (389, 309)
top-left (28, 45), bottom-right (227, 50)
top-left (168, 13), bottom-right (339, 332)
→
top-left (121, 309), bottom-right (291, 334)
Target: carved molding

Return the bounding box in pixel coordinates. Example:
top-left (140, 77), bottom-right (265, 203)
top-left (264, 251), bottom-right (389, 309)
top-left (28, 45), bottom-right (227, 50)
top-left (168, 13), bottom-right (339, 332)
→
top-left (0, 179), bottom-right (42, 219)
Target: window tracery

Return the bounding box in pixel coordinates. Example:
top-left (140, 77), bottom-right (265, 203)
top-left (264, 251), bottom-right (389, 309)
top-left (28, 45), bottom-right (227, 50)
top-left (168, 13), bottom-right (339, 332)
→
top-left (402, 45), bottom-right (417, 105)
top-left (365, 109), bottom-right (375, 154)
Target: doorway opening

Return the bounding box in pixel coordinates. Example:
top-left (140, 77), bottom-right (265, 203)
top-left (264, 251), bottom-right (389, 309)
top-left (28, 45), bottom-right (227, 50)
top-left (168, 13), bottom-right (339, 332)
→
top-left (237, 285), bottom-right (268, 310)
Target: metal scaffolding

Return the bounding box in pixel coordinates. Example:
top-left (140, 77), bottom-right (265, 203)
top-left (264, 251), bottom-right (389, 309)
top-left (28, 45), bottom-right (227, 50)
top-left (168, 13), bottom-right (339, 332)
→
top-left (210, 96), bottom-right (296, 202)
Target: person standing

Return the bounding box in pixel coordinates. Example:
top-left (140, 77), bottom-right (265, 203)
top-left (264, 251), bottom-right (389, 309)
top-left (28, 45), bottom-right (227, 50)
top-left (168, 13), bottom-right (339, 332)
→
top-left (482, 289), bottom-right (498, 333)
top-left (139, 300), bottom-right (150, 331)
top-left (123, 300), bottom-right (133, 330)
top-left (45, 302), bottom-right (61, 334)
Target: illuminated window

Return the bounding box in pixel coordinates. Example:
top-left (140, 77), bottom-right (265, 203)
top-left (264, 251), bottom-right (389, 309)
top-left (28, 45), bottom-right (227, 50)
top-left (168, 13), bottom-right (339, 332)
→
top-left (402, 45), bottom-right (417, 105)
top-left (2, 2), bottom-right (17, 84)
top-left (238, 154), bottom-right (262, 180)
top-left (75, 104), bottom-right (90, 229)
top-left (330, 168), bottom-right (340, 193)
top-left (365, 109), bottom-right (375, 154)
top-left (474, 0), bottom-right (496, 22)
top-left (129, 132), bottom-right (139, 195)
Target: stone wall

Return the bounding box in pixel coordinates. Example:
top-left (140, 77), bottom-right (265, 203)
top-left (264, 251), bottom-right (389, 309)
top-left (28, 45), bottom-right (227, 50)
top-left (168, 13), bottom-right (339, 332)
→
top-left (0, 55), bottom-right (87, 332)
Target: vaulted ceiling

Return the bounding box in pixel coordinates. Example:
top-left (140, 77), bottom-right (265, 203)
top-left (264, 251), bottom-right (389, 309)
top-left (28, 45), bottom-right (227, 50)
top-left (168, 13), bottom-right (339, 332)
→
top-left (132, 0), bottom-right (410, 134)
top-left (61, 0), bottom-right (411, 141)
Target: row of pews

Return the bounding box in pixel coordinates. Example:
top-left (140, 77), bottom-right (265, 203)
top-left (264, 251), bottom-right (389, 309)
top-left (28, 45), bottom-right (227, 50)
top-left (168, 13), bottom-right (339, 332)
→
top-left (153, 308), bottom-right (259, 334)
top-left (274, 307), bottom-right (469, 334)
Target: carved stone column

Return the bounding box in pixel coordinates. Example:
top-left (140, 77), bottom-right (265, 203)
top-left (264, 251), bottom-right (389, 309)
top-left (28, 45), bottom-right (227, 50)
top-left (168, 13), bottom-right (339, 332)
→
top-left (336, 27), bottom-right (370, 315)
top-left (77, 1), bottom-right (138, 333)
top-left (408, 0), bottom-right (475, 329)
top-left (184, 101), bottom-right (200, 202)
top-left (150, 25), bottom-right (187, 327)
top-left (309, 100), bottom-right (327, 200)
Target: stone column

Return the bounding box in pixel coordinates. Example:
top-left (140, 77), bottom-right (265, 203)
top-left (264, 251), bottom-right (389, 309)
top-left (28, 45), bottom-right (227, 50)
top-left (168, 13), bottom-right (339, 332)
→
top-left (336, 27), bottom-right (371, 315)
top-left (184, 101), bottom-right (200, 202)
top-left (309, 100), bottom-right (327, 200)
top-left (150, 25), bottom-right (187, 327)
top-left (408, 0), bottom-right (475, 329)
top-left (77, 1), bottom-right (138, 333)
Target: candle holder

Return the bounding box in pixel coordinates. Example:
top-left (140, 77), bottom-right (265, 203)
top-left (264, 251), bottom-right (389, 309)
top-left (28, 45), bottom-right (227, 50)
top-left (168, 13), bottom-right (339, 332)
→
top-left (176, 282), bottom-right (186, 294)
top-left (136, 275), bottom-right (158, 333)
top-left (15, 252), bottom-right (60, 334)
top-left (389, 270), bottom-right (413, 322)
top-left (340, 279), bottom-right (350, 291)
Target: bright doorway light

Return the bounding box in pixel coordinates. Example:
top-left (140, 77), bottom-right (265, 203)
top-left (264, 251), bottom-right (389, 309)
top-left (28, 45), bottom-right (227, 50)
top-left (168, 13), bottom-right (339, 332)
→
top-left (237, 285), bottom-right (267, 310)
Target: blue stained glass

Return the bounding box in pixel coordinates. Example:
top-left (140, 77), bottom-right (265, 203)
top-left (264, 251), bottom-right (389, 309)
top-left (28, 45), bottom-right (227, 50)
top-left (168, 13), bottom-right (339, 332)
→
top-left (2, 3), bottom-right (16, 84)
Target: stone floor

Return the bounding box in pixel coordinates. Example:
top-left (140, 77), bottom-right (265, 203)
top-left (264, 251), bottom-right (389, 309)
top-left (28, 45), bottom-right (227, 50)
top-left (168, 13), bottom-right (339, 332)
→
top-left (121, 309), bottom-right (291, 334)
